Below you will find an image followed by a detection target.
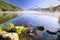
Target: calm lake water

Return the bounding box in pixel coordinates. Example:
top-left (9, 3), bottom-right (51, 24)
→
top-left (1, 14), bottom-right (60, 39)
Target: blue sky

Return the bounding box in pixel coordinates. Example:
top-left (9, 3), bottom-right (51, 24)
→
top-left (4, 0), bottom-right (60, 9)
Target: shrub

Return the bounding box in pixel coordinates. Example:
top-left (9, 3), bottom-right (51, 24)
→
top-left (16, 26), bottom-right (25, 35)
top-left (0, 26), bottom-right (4, 32)
top-left (0, 28), bottom-right (3, 32)
top-left (8, 23), bottom-right (14, 30)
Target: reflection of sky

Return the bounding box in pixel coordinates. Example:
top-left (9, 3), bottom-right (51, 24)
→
top-left (2, 14), bottom-right (59, 32)
top-left (4, 0), bottom-right (60, 9)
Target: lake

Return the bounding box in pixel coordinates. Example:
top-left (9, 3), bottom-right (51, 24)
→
top-left (1, 14), bottom-right (60, 40)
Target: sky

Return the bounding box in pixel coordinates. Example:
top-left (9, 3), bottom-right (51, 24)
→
top-left (4, 0), bottom-right (60, 9)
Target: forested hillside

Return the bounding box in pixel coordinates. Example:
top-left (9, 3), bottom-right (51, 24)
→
top-left (0, 0), bottom-right (22, 11)
top-left (0, 0), bottom-right (22, 24)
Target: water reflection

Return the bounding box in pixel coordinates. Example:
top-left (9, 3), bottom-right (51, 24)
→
top-left (2, 14), bottom-right (60, 31)
top-left (1, 14), bottom-right (60, 39)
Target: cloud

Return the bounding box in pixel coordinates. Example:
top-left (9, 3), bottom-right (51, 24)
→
top-left (37, 0), bottom-right (60, 8)
top-left (4, 0), bottom-right (60, 9)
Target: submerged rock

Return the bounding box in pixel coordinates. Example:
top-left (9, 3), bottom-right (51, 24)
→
top-left (0, 31), bottom-right (19, 40)
top-left (37, 26), bottom-right (45, 31)
top-left (46, 30), bottom-right (57, 35)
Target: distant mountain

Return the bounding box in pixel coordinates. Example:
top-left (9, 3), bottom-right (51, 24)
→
top-left (29, 5), bottom-right (60, 12)
top-left (0, 0), bottom-right (22, 12)
top-left (41, 5), bottom-right (60, 12)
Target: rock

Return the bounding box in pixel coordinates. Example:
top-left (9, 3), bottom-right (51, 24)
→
top-left (37, 26), bottom-right (44, 31)
top-left (9, 28), bottom-right (16, 32)
top-left (29, 33), bottom-right (35, 36)
top-left (0, 31), bottom-right (19, 40)
top-left (46, 30), bottom-right (57, 35)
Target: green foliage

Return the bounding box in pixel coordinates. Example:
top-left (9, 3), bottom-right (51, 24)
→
top-left (16, 26), bottom-right (25, 35)
top-left (0, 28), bottom-right (3, 32)
top-left (1, 26), bottom-right (6, 31)
top-left (0, 9), bottom-right (2, 12)
top-left (0, 24), bottom-right (31, 40)
top-left (0, 0), bottom-right (22, 24)
top-left (8, 23), bottom-right (14, 29)
top-left (0, 23), bottom-right (15, 32)
top-left (0, 26), bottom-right (5, 32)
top-left (0, 26), bottom-right (9, 32)
top-left (0, 0), bottom-right (21, 11)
